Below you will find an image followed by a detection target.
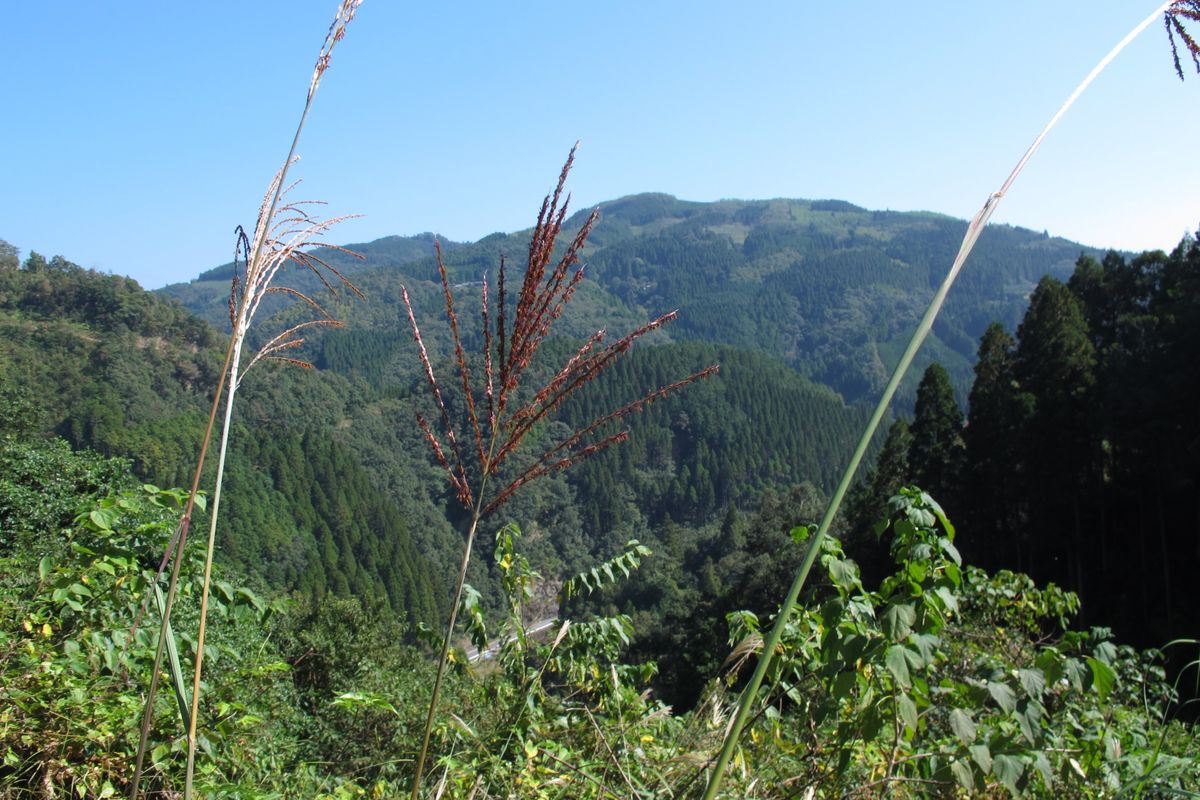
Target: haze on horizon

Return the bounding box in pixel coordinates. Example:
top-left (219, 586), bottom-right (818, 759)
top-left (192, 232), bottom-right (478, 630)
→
top-left (3, 1), bottom-right (1197, 289)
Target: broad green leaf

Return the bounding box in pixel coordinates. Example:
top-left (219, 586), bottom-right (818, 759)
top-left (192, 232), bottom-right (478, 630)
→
top-left (1093, 639), bottom-right (1118, 665)
top-left (789, 525), bottom-right (810, 544)
top-left (885, 645), bottom-right (911, 690)
top-left (1018, 668), bottom-right (1046, 698)
top-left (89, 507), bottom-right (117, 531)
top-left (1104, 733), bottom-right (1121, 761)
top-left (988, 680), bottom-right (1017, 713)
top-left (150, 743), bottom-right (170, 766)
top-left (950, 759), bottom-right (975, 791)
top-left (832, 670), bottom-right (856, 697)
top-left (38, 556), bottom-right (53, 580)
top-left (949, 708), bottom-right (977, 745)
top-left (969, 743), bottom-right (992, 773)
top-left (1035, 650), bottom-right (1063, 685)
top-left (828, 558), bottom-right (857, 591)
top-left (1032, 751), bottom-right (1054, 789)
top-left (938, 536), bottom-right (962, 565)
top-left (910, 632), bottom-right (939, 666)
top-left (928, 496), bottom-right (955, 537)
top-left (1063, 657), bottom-right (1088, 690)
top-left (993, 753), bottom-right (1025, 796)
top-left (932, 585), bottom-right (960, 615)
top-left (1086, 656), bottom-right (1117, 701)
top-left (1017, 699), bottom-right (1043, 744)
top-left (897, 693), bottom-right (919, 732)
top-left (881, 603), bottom-right (915, 641)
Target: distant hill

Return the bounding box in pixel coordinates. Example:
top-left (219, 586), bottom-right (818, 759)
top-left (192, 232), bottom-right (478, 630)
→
top-left (163, 194), bottom-right (1095, 404)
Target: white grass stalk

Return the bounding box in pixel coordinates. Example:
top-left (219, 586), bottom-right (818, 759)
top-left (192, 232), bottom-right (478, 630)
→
top-left (180, 3), bottom-right (363, 796)
top-left (700, 4), bottom-right (1174, 797)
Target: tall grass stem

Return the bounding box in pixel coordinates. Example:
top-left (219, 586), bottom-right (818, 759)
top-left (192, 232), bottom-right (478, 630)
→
top-left (699, 4), bottom-right (1172, 797)
top-left (130, 339), bottom-right (235, 800)
top-left (410, 510), bottom-right (484, 799)
top-left (183, 333), bottom-right (245, 795)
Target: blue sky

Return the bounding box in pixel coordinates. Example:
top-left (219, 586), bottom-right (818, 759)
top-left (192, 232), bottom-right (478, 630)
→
top-left (3, 2), bottom-right (1197, 289)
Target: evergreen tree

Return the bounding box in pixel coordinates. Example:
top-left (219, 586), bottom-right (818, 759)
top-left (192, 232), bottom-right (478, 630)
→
top-left (1013, 276), bottom-right (1096, 596)
top-left (907, 363), bottom-right (965, 504)
top-left (960, 322), bottom-right (1022, 568)
top-left (0, 239), bottom-right (17, 271)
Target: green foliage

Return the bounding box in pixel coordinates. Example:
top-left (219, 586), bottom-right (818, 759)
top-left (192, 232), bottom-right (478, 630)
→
top-left (0, 436), bottom-right (129, 550)
top-left (714, 488), bottom-right (1198, 798)
top-left (0, 480), bottom-right (300, 798)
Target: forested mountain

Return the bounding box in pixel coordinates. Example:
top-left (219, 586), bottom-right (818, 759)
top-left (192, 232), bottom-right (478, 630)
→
top-left (1, 198), bottom-right (1114, 669)
top-left (161, 194), bottom-right (1093, 404)
top-left (0, 255), bottom-right (449, 624)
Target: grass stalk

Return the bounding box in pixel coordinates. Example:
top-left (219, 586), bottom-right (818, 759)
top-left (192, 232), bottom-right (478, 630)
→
top-left (183, 325), bottom-right (247, 795)
top-left (410, 509), bottom-right (484, 799)
top-left (699, 5), bottom-right (1173, 797)
top-left (123, 5), bottom-right (364, 798)
top-left (130, 338), bottom-right (235, 800)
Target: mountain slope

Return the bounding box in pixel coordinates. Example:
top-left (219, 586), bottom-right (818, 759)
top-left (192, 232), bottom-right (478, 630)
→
top-left (163, 194), bottom-right (1093, 404)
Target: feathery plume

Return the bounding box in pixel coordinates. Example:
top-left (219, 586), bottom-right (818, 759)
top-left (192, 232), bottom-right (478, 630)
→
top-left (407, 147), bottom-right (718, 798)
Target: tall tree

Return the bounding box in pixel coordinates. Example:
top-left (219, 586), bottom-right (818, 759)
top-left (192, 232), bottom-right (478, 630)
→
top-left (960, 322), bottom-right (1023, 568)
top-left (908, 363), bottom-right (965, 505)
top-left (1013, 276), bottom-right (1096, 594)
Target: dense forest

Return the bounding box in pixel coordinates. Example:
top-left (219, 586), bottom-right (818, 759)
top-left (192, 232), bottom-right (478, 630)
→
top-left (2, 207), bottom-right (1198, 797)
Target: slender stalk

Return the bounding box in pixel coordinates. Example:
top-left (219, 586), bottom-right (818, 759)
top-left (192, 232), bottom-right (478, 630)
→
top-left (174, 4), bottom-right (362, 796)
top-left (129, 336), bottom-right (235, 800)
top-left (411, 508), bottom-right (484, 799)
top-left (183, 329), bottom-right (246, 795)
top-left (699, 6), bottom-right (1171, 797)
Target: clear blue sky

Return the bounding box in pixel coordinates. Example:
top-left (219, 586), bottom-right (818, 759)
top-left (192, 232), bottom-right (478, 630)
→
top-left (3, 2), bottom-right (1197, 289)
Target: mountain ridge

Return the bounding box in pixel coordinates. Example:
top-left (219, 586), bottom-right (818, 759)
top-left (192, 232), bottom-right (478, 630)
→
top-left (162, 193), bottom-right (1098, 405)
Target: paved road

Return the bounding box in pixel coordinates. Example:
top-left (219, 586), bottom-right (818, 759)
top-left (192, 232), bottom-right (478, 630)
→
top-left (466, 617), bottom-right (559, 662)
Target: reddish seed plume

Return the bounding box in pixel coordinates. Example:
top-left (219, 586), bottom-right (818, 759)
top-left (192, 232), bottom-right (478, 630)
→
top-left (481, 274), bottom-right (496, 440)
top-left (522, 327), bottom-right (607, 420)
top-left (434, 241), bottom-right (485, 466)
top-left (405, 147), bottom-right (715, 518)
top-left (1167, 1), bottom-right (1200, 78)
top-left (520, 210), bottom-right (598, 366)
top-left (402, 285), bottom-right (473, 507)
top-left (496, 256), bottom-right (509, 416)
top-left (418, 413), bottom-right (471, 507)
top-left (498, 311), bottom-right (680, 465)
top-left (508, 363), bottom-right (720, 484)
